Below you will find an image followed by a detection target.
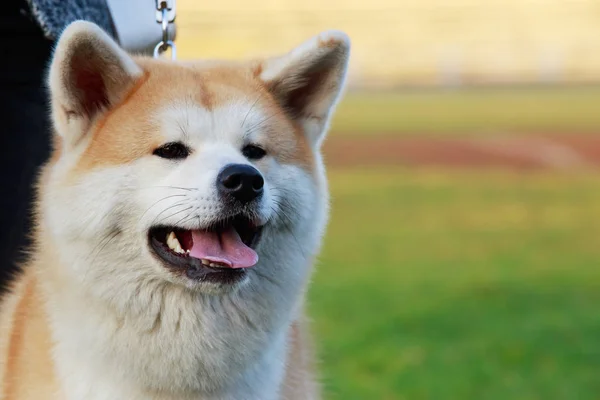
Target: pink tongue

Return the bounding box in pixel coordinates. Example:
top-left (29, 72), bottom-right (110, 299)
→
top-left (189, 228), bottom-right (258, 269)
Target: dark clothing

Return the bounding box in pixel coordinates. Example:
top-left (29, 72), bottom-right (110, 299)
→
top-left (0, 0), bottom-right (150, 289)
top-left (25, 0), bottom-right (115, 40)
top-left (0, 1), bottom-right (83, 287)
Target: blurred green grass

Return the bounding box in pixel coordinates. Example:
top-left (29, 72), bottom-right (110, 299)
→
top-left (309, 169), bottom-right (600, 399)
top-left (331, 87), bottom-right (600, 135)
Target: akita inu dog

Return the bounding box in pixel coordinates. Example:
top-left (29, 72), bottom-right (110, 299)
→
top-left (0, 21), bottom-right (350, 400)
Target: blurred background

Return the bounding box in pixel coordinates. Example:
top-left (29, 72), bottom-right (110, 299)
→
top-left (177, 1), bottom-right (600, 399)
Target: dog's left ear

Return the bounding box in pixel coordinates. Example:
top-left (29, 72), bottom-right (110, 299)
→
top-left (259, 31), bottom-right (350, 148)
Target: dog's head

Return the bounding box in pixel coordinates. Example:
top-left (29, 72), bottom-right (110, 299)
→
top-left (41, 21), bottom-right (350, 298)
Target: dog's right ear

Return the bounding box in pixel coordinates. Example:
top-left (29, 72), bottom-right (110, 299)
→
top-left (49, 21), bottom-right (143, 147)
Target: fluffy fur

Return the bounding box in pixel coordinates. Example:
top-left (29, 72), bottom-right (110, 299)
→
top-left (0, 21), bottom-right (350, 400)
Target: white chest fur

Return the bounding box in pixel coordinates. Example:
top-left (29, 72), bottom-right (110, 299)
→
top-left (43, 268), bottom-right (296, 400)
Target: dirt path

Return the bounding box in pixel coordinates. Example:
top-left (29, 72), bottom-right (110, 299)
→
top-left (323, 134), bottom-right (600, 170)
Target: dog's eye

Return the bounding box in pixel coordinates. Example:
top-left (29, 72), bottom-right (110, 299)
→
top-left (153, 142), bottom-right (190, 160)
top-left (242, 144), bottom-right (266, 160)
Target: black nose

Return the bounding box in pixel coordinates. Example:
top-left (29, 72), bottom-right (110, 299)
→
top-left (217, 164), bottom-right (264, 204)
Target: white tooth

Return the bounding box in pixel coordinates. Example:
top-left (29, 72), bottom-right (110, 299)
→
top-left (166, 231), bottom-right (183, 253)
top-left (209, 263), bottom-right (216, 268)
top-left (166, 232), bottom-right (176, 249)
top-left (201, 259), bottom-right (210, 265)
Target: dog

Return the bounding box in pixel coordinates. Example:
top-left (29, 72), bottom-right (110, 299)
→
top-left (0, 20), bottom-right (349, 400)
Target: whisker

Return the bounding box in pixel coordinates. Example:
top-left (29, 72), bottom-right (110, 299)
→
top-left (270, 194), bottom-right (300, 229)
top-left (246, 107), bottom-right (286, 135)
top-left (241, 92), bottom-right (265, 132)
top-left (140, 194), bottom-right (188, 221)
top-left (120, 186), bottom-right (197, 192)
top-left (85, 228), bottom-right (122, 269)
top-left (151, 202), bottom-right (188, 226)
top-left (268, 194), bottom-right (306, 258)
top-left (173, 208), bottom-right (199, 228)
top-left (285, 225), bottom-right (309, 260)
top-left (176, 118), bottom-right (189, 142)
top-left (156, 206), bottom-right (194, 226)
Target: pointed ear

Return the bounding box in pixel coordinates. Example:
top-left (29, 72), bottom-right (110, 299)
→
top-left (48, 21), bottom-right (143, 146)
top-left (259, 31), bottom-right (350, 148)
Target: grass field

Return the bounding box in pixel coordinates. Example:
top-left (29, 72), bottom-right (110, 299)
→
top-left (331, 87), bottom-right (600, 135)
top-left (309, 169), bottom-right (600, 399)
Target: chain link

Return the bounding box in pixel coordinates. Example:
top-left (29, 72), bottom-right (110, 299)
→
top-left (154, 0), bottom-right (176, 59)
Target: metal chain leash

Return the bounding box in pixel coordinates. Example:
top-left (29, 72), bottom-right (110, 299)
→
top-left (154, 0), bottom-right (176, 59)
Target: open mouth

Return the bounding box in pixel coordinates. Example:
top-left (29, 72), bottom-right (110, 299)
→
top-left (148, 214), bottom-right (264, 284)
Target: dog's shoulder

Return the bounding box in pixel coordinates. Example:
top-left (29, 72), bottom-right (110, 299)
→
top-left (280, 316), bottom-right (321, 400)
top-left (0, 271), bottom-right (60, 400)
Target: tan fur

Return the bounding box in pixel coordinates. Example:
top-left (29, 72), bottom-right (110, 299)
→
top-left (0, 21), bottom-right (349, 399)
top-left (0, 276), bottom-right (62, 399)
top-left (71, 61), bottom-right (313, 174)
top-left (281, 318), bottom-right (320, 399)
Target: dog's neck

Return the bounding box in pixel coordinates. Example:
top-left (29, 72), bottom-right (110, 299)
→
top-left (35, 239), bottom-right (304, 400)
